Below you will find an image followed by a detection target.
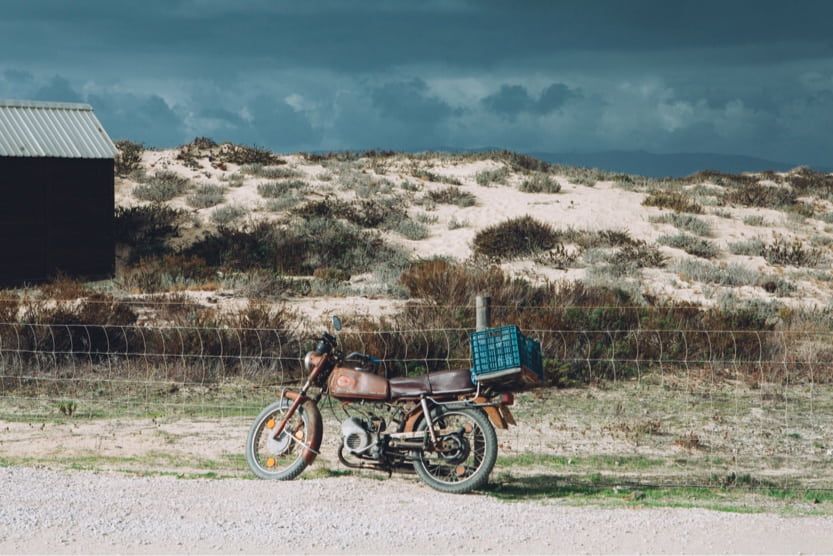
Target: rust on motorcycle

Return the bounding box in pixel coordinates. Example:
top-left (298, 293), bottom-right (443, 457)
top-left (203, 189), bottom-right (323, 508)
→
top-left (282, 390), bottom-right (323, 465)
top-left (474, 396), bottom-right (508, 429)
top-left (499, 405), bottom-right (517, 426)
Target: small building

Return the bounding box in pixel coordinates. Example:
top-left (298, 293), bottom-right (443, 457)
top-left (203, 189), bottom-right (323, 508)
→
top-left (0, 100), bottom-right (117, 285)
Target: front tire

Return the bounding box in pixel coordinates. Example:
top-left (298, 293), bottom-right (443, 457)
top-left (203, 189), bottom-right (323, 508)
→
top-left (246, 399), bottom-right (311, 480)
top-left (413, 407), bottom-right (498, 494)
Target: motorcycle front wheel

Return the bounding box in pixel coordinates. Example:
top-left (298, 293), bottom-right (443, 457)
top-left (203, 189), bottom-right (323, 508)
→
top-left (245, 399), bottom-right (311, 480)
top-left (413, 407), bottom-right (498, 494)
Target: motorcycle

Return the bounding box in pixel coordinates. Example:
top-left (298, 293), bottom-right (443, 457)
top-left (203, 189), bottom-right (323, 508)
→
top-left (245, 317), bottom-right (518, 493)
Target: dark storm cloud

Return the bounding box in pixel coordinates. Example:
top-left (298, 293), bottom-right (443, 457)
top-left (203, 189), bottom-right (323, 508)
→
top-left (371, 79), bottom-right (458, 124)
top-left (88, 93), bottom-right (188, 146)
top-left (32, 76), bottom-right (84, 103)
top-left (482, 82), bottom-right (579, 118)
top-left (3, 0), bottom-right (832, 73)
top-left (1, 1), bottom-right (833, 168)
top-left (246, 95), bottom-right (320, 149)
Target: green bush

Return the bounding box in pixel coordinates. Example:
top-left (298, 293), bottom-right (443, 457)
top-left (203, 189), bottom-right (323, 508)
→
top-left (728, 239), bottom-right (765, 257)
top-left (473, 216), bottom-right (558, 259)
top-left (447, 217), bottom-right (469, 230)
top-left (650, 213), bottom-right (713, 237)
top-left (210, 205), bottom-right (246, 226)
top-left (606, 241), bottom-right (667, 268)
top-left (187, 184), bottom-right (226, 209)
top-left (265, 194), bottom-right (302, 213)
top-left (675, 259), bottom-right (759, 287)
top-left (658, 233), bottom-right (719, 258)
top-left (519, 173), bottom-right (561, 194)
top-left (392, 217), bottom-right (430, 240)
top-left (257, 180), bottom-right (308, 198)
top-left (742, 215), bottom-right (768, 226)
top-left (427, 186), bottom-right (477, 207)
top-left (133, 171), bottom-right (191, 202)
top-left (242, 164), bottom-right (300, 179)
top-left (475, 167), bottom-right (510, 186)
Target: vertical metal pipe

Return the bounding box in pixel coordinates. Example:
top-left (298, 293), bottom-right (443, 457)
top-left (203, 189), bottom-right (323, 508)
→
top-left (476, 294), bottom-right (491, 331)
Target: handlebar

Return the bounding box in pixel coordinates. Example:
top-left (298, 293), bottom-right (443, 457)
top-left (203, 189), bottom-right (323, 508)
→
top-left (344, 351), bottom-right (382, 366)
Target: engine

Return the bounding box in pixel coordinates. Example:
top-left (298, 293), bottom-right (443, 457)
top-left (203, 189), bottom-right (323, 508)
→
top-left (341, 417), bottom-right (381, 458)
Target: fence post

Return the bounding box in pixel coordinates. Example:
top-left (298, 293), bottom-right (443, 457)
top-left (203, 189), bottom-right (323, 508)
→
top-left (476, 294), bottom-right (491, 331)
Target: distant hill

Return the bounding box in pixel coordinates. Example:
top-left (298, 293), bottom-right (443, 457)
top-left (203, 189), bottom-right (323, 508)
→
top-left (527, 151), bottom-right (808, 178)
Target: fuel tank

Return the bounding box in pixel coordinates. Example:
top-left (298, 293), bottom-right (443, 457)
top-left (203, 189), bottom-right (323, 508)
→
top-left (328, 366), bottom-right (390, 400)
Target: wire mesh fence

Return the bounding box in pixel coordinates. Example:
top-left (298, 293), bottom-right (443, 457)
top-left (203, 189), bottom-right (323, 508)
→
top-left (1, 303), bottom-right (832, 490)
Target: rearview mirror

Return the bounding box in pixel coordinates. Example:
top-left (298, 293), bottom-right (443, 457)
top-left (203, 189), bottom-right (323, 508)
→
top-left (332, 315), bottom-right (342, 332)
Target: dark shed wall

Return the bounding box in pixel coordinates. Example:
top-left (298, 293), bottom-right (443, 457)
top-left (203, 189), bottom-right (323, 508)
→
top-left (0, 156), bottom-right (114, 285)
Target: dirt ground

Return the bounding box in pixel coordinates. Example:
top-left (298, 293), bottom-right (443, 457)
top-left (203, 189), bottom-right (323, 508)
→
top-left (2, 379), bottom-right (833, 553)
top-left (2, 378), bottom-right (832, 494)
top-left (2, 466), bottom-right (833, 555)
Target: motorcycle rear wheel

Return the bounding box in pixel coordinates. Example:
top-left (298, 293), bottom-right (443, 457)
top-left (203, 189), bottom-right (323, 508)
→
top-left (246, 399), bottom-right (311, 480)
top-left (412, 407), bottom-right (497, 494)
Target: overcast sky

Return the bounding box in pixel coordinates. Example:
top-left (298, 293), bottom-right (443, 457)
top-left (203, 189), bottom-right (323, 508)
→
top-left (1, 1), bottom-right (832, 166)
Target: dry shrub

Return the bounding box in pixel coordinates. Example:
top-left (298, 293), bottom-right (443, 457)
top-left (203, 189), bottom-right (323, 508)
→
top-left (426, 186), bottom-right (477, 207)
top-left (187, 184), bottom-right (226, 209)
top-left (473, 216), bottom-right (559, 259)
top-left (292, 196), bottom-right (405, 229)
top-left (763, 234), bottom-right (823, 267)
top-left (643, 191), bottom-right (703, 214)
top-left (411, 168), bottom-right (462, 185)
top-left (133, 171), bottom-right (191, 202)
top-left (313, 267), bottom-right (351, 283)
top-left (216, 143), bottom-right (282, 165)
top-left (392, 259), bottom-right (787, 384)
top-left (114, 140), bottom-right (144, 176)
top-left (38, 276), bottom-right (90, 300)
top-left (1, 297), bottom-right (303, 392)
top-left (723, 183), bottom-right (796, 208)
top-left (687, 170), bottom-right (757, 188)
top-left (519, 173), bottom-right (561, 193)
top-left (118, 255), bottom-right (215, 293)
top-left (674, 432), bottom-right (703, 450)
top-left (658, 233), bottom-right (719, 259)
top-left (114, 205), bottom-right (183, 263)
top-left (184, 217), bottom-right (405, 276)
top-left (785, 167), bottom-right (833, 198)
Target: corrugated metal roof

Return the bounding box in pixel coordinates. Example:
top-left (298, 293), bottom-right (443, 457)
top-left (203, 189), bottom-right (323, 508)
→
top-left (0, 99), bottom-right (117, 159)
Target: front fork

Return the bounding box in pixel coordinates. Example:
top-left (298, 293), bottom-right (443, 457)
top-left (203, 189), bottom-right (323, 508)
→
top-left (271, 355), bottom-right (328, 441)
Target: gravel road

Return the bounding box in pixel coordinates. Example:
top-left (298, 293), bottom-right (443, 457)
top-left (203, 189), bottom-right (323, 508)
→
top-left (1, 467), bottom-right (831, 554)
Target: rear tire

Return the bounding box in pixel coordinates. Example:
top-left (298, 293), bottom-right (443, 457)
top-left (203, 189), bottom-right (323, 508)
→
top-left (246, 399), bottom-right (310, 480)
top-left (412, 407), bottom-right (497, 494)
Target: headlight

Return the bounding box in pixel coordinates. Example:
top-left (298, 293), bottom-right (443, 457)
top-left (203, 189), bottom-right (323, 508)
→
top-left (304, 351), bottom-right (316, 371)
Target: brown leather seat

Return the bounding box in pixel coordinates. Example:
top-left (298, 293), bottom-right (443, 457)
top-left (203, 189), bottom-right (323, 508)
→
top-left (388, 369), bottom-right (475, 400)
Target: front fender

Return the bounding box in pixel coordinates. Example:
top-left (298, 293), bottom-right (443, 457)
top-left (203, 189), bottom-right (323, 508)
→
top-left (283, 390), bottom-right (323, 465)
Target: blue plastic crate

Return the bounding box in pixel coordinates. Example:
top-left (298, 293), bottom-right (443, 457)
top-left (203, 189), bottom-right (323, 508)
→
top-left (469, 325), bottom-right (543, 385)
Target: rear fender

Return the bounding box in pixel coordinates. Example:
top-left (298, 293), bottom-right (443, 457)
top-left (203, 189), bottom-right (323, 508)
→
top-left (402, 398), bottom-right (510, 431)
top-left (475, 396), bottom-right (509, 429)
top-left (283, 390), bottom-right (323, 465)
